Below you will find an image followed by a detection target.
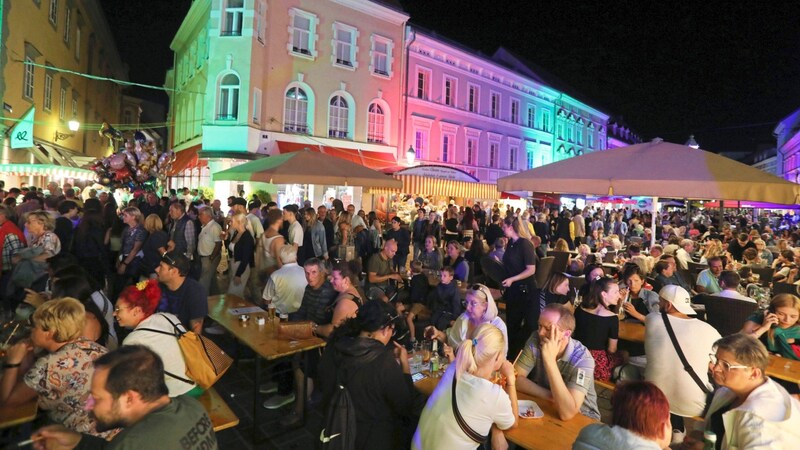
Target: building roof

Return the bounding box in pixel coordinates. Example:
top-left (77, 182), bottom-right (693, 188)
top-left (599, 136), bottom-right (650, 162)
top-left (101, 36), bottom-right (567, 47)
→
top-left (370, 0), bottom-right (405, 13)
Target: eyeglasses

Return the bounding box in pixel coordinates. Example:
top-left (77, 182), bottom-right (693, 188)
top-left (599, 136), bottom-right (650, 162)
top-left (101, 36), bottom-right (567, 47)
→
top-left (465, 299), bottom-right (487, 308)
top-left (114, 306), bottom-right (130, 314)
top-left (708, 354), bottom-right (749, 372)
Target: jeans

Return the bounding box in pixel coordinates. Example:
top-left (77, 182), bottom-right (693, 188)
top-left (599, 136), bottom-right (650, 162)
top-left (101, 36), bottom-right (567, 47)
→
top-left (198, 254), bottom-right (221, 296)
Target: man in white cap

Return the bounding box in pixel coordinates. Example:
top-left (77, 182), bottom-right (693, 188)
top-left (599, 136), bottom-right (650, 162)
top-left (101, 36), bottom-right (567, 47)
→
top-left (644, 285), bottom-right (721, 445)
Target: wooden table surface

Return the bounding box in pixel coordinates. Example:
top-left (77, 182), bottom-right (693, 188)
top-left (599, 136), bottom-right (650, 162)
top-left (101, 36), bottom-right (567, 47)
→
top-left (415, 374), bottom-right (595, 449)
top-left (207, 294), bottom-right (326, 361)
top-left (0, 398), bottom-right (38, 429)
top-left (618, 321), bottom-right (645, 343)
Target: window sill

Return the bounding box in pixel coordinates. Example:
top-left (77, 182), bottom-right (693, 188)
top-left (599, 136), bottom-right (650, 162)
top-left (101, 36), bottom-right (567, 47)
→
top-left (290, 49), bottom-right (315, 61)
top-left (371, 71), bottom-right (391, 80)
top-left (333, 62), bottom-right (356, 72)
top-left (220, 31), bottom-right (243, 37)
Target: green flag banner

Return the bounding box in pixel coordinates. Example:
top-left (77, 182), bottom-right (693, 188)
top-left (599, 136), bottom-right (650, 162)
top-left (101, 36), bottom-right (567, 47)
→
top-left (10, 107), bottom-right (34, 149)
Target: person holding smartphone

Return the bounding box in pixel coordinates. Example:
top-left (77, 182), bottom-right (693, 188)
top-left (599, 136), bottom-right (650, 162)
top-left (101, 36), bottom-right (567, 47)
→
top-left (742, 294), bottom-right (800, 362)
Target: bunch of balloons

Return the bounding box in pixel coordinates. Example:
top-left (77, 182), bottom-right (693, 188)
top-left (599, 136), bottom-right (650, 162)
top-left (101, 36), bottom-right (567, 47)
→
top-left (91, 125), bottom-right (175, 190)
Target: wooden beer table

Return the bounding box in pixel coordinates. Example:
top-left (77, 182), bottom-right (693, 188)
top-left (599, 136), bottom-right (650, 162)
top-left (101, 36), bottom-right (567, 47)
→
top-left (619, 321), bottom-right (645, 343)
top-left (415, 374), bottom-right (595, 449)
top-left (766, 355), bottom-right (800, 384)
top-left (207, 294), bottom-right (326, 442)
top-left (0, 398), bottom-right (37, 429)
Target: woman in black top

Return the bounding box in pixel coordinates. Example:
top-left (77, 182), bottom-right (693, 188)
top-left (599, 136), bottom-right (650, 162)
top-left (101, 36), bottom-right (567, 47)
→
top-left (318, 300), bottom-right (426, 450)
top-left (573, 276), bottom-right (623, 381)
top-left (227, 213), bottom-right (255, 297)
top-left (73, 208), bottom-right (108, 282)
top-left (501, 217), bottom-right (538, 358)
top-left (443, 206), bottom-right (460, 243)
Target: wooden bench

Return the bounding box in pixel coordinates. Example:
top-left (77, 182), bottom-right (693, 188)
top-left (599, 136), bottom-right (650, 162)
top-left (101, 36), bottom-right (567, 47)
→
top-left (595, 379), bottom-right (616, 392)
top-left (199, 387), bottom-right (239, 432)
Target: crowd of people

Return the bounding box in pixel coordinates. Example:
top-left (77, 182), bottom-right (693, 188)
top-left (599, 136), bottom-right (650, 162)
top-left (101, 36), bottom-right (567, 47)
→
top-left (3, 181), bottom-right (800, 449)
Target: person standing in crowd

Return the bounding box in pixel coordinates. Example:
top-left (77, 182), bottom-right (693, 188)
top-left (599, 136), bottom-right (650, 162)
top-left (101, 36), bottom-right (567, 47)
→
top-left (261, 245), bottom-right (307, 318)
top-left (304, 207), bottom-right (328, 261)
top-left (258, 209), bottom-right (285, 279)
top-left (226, 213), bottom-right (255, 300)
top-left (572, 209), bottom-right (586, 248)
top-left (317, 205), bottom-right (335, 256)
top-left (426, 211), bottom-right (441, 246)
top-left (501, 217), bottom-right (538, 357)
top-left (114, 207), bottom-right (147, 296)
top-left (485, 214), bottom-right (504, 248)
top-left (31, 345), bottom-right (218, 449)
top-left (386, 216), bottom-right (411, 272)
top-left (283, 205), bottom-right (304, 262)
top-left (412, 209), bottom-right (429, 261)
top-left (413, 324), bottom-right (517, 450)
top-left (196, 206), bottom-right (222, 295)
top-left (318, 300), bottom-right (426, 449)
top-left (54, 200), bottom-right (78, 252)
top-left (555, 211), bottom-right (575, 250)
top-left (164, 201), bottom-right (196, 262)
top-left (155, 252), bottom-right (208, 334)
top-left (459, 207), bottom-right (479, 242)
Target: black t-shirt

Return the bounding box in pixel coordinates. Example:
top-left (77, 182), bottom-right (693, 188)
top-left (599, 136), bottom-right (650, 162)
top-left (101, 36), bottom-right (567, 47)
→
top-left (484, 223), bottom-right (503, 247)
top-left (444, 218), bottom-right (459, 234)
top-left (502, 237), bottom-right (538, 285)
top-left (572, 307), bottom-right (619, 351)
top-left (158, 277), bottom-right (209, 329)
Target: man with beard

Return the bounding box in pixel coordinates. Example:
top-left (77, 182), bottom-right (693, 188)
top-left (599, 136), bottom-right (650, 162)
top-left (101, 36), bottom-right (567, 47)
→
top-left (31, 345), bottom-right (217, 449)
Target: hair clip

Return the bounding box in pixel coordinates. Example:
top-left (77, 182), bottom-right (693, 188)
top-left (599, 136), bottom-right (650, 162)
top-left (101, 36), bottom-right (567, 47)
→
top-left (472, 338), bottom-right (478, 346)
top-left (136, 280), bottom-right (148, 291)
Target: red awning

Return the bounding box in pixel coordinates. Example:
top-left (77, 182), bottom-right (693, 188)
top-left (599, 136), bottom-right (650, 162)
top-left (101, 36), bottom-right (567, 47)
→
top-left (168, 144), bottom-right (206, 176)
top-left (275, 142), bottom-right (396, 171)
top-left (500, 192), bottom-right (521, 200)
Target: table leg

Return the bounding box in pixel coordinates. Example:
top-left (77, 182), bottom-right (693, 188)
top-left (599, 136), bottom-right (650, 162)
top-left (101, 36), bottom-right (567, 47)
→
top-left (252, 356), bottom-right (261, 443)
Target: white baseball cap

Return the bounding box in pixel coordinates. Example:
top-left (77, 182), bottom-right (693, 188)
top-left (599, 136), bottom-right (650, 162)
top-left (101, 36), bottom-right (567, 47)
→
top-left (658, 285), bottom-right (696, 316)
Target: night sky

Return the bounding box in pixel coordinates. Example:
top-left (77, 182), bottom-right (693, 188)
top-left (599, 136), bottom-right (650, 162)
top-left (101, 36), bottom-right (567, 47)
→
top-left (102, 0), bottom-right (800, 155)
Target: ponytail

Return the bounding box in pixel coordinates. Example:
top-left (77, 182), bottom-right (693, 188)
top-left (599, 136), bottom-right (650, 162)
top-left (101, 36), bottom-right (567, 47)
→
top-left (454, 323), bottom-right (505, 379)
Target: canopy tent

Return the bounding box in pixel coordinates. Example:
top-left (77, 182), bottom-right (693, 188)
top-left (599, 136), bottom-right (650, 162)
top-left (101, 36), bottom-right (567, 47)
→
top-left (498, 139), bottom-right (800, 248)
top-left (699, 200), bottom-right (800, 210)
top-left (498, 139), bottom-right (800, 204)
top-left (0, 163), bottom-right (96, 180)
top-left (212, 149), bottom-right (402, 189)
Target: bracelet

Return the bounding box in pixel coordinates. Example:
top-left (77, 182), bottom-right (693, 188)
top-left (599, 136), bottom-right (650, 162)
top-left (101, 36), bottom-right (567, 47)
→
top-left (2, 362), bottom-right (22, 369)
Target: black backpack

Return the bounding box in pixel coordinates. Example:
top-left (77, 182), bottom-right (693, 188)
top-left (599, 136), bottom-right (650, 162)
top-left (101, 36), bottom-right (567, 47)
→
top-left (319, 352), bottom-right (379, 450)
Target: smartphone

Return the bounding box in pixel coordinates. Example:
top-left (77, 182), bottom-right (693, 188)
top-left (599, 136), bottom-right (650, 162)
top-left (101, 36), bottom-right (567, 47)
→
top-left (411, 372), bottom-right (427, 383)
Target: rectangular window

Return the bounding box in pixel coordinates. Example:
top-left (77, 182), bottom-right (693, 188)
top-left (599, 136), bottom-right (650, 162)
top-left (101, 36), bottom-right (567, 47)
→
top-left (414, 129), bottom-right (429, 160)
top-left (222, 0), bottom-right (244, 36)
top-left (444, 76), bottom-right (456, 107)
top-left (542, 110), bottom-right (551, 132)
top-left (442, 134), bottom-right (452, 162)
top-left (255, 1), bottom-right (266, 42)
top-left (75, 27), bottom-right (81, 60)
top-left (63, 7), bottom-right (71, 44)
top-left (509, 146), bottom-right (518, 170)
top-left (72, 96), bottom-right (77, 118)
top-left (466, 139), bottom-right (476, 165)
top-left (416, 69), bottom-right (430, 100)
top-left (490, 92), bottom-right (500, 119)
top-left (527, 105), bottom-right (535, 128)
top-left (588, 132), bottom-right (594, 148)
top-left (23, 57), bottom-right (35, 99)
top-left (333, 25), bottom-right (354, 67)
top-left (556, 122), bottom-right (564, 139)
top-left (49, 0), bottom-right (58, 25)
top-left (59, 88), bottom-right (66, 120)
top-left (577, 128), bottom-right (583, 145)
top-left (252, 88), bottom-right (262, 123)
top-left (372, 38), bottom-right (389, 76)
top-left (489, 143), bottom-right (498, 167)
top-left (527, 151), bottom-right (534, 169)
top-left (291, 12), bottom-right (313, 55)
top-left (510, 99), bottom-right (520, 124)
top-left (468, 84), bottom-right (479, 113)
top-left (43, 73), bottom-right (53, 111)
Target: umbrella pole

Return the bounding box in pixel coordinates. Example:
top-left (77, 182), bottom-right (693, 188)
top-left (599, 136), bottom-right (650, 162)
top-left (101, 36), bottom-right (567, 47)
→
top-left (651, 196), bottom-right (658, 249)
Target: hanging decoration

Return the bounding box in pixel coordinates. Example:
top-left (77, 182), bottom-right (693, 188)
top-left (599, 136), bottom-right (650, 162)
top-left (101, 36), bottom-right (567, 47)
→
top-left (90, 128), bottom-right (175, 190)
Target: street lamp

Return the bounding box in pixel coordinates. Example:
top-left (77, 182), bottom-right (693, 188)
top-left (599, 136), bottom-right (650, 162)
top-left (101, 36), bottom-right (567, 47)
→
top-left (685, 134), bottom-right (699, 149)
top-left (406, 146), bottom-right (416, 166)
top-left (54, 120), bottom-right (80, 142)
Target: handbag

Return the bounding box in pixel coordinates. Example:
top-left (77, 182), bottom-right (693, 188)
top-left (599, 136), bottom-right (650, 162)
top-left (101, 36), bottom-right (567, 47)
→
top-left (452, 375), bottom-right (489, 444)
top-left (140, 314), bottom-right (233, 389)
top-left (276, 321), bottom-right (315, 340)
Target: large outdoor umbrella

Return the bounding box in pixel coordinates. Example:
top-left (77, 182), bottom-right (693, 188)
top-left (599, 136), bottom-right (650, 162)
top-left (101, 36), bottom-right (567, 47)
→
top-left (498, 139), bottom-right (800, 203)
top-left (213, 149), bottom-right (403, 189)
top-left (498, 139), bottom-right (800, 246)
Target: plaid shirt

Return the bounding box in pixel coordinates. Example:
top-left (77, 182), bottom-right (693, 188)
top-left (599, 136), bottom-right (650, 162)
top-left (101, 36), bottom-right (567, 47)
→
top-left (2, 233), bottom-right (24, 272)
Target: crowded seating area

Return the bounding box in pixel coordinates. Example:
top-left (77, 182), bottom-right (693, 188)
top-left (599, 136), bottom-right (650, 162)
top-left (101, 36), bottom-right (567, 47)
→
top-left (3, 182), bottom-right (800, 449)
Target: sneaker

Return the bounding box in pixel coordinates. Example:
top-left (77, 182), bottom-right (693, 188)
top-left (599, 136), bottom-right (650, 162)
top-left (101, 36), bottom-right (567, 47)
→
top-left (204, 324), bottom-right (226, 335)
top-left (262, 393), bottom-right (295, 410)
top-left (671, 429), bottom-right (685, 445)
top-left (279, 412), bottom-right (302, 428)
top-left (258, 382), bottom-right (278, 394)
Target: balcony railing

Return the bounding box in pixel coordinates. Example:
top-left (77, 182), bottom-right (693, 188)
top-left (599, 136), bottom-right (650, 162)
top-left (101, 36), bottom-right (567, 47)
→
top-left (216, 114), bottom-right (238, 121)
top-left (220, 30), bottom-right (242, 37)
top-left (284, 123), bottom-right (309, 134)
top-left (328, 129), bottom-right (349, 139)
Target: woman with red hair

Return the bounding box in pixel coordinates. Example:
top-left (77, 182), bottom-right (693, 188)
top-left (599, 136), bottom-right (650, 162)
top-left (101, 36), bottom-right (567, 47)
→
top-left (113, 279), bottom-right (200, 397)
top-left (572, 381), bottom-right (671, 449)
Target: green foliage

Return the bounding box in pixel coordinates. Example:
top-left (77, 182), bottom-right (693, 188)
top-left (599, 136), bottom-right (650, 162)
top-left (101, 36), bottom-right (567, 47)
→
top-left (253, 189), bottom-right (272, 204)
top-left (198, 186), bottom-right (215, 200)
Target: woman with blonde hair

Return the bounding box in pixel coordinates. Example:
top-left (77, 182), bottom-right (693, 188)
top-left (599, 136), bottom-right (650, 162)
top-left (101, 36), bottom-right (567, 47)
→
top-left (699, 239), bottom-right (724, 264)
top-left (0, 298), bottom-right (112, 437)
top-left (227, 213), bottom-right (255, 297)
top-left (141, 213), bottom-right (169, 279)
top-left (743, 294), bottom-right (800, 361)
top-left (413, 323), bottom-right (518, 449)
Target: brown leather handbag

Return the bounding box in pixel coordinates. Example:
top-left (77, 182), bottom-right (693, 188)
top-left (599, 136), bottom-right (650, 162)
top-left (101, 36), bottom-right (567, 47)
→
top-left (276, 321), bottom-right (315, 340)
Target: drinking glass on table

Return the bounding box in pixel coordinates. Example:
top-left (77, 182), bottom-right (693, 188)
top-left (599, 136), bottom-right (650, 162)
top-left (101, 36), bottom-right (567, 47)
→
top-left (422, 340), bottom-right (432, 364)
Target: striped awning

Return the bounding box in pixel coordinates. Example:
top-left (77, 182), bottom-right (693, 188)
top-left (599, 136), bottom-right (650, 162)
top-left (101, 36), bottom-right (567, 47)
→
top-left (0, 163), bottom-right (96, 180)
top-left (368, 174), bottom-right (499, 199)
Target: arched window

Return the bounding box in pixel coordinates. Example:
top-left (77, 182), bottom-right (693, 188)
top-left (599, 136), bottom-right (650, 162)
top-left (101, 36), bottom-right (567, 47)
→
top-left (284, 87), bottom-right (309, 133)
top-left (218, 73), bottom-right (239, 120)
top-left (367, 102), bottom-right (385, 143)
top-left (329, 95), bottom-right (349, 139)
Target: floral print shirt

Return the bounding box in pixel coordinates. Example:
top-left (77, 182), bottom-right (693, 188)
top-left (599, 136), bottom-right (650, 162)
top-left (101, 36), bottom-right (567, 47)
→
top-left (23, 338), bottom-right (114, 438)
top-left (31, 231), bottom-right (61, 257)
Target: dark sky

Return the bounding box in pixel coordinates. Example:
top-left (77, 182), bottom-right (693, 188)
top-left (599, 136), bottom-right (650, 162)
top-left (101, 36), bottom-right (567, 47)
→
top-left (102, 0), bottom-right (800, 154)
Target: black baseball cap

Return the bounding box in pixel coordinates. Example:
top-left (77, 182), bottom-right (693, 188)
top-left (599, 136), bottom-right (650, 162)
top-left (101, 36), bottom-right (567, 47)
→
top-left (231, 197), bottom-right (247, 207)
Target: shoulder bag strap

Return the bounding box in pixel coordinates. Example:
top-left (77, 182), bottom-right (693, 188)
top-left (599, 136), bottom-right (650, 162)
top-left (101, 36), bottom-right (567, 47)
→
top-left (128, 327), bottom-right (194, 385)
top-left (661, 312), bottom-right (711, 394)
top-left (451, 375), bottom-right (489, 444)
top-left (158, 313), bottom-right (187, 336)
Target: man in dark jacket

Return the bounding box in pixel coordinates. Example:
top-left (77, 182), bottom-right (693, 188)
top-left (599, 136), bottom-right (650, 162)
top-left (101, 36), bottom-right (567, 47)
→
top-left (385, 217), bottom-right (411, 272)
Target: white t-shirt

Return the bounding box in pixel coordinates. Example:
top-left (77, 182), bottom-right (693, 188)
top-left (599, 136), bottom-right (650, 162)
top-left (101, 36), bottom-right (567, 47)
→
top-left (644, 313), bottom-right (721, 417)
top-left (412, 367), bottom-right (514, 450)
top-left (261, 263), bottom-right (308, 314)
top-left (123, 313), bottom-right (196, 397)
top-left (287, 220), bottom-right (304, 247)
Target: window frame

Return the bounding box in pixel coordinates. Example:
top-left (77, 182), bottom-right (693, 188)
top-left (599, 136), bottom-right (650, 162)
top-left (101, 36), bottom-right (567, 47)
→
top-left (331, 22), bottom-right (358, 69)
top-left (221, 0), bottom-right (244, 37)
top-left (328, 95), bottom-right (350, 139)
top-left (369, 34), bottom-right (392, 78)
top-left (43, 72), bottom-right (53, 111)
top-left (283, 85), bottom-right (311, 134)
top-left (63, 6), bottom-right (71, 45)
top-left (490, 91), bottom-right (500, 119)
top-left (74, 26), bottom-right (81, 60)
top-left (23, 57), bottom-right (35, 100)
top-left (288, 8), bottom-right (318, 59)
top-left (217, 72), bottom-right (240, 121)
top-left (467, 83), bottom-right (479, 113)
top-left (489, 142), bottom-right (498, 168)
top-left (252, 87), bottom-right (262, 124)
top-left (443, 75), bottom-right (457, 107)
top-left (367, 101), bottom-right (386, 144)
top-left (466, 138), bottom-right (477, 166)
top-left (416, 67), bottom-right (431, 101)
top-left (414, 129), bottom-right (429, 160)
top-left (527, 104), bottom-right (535, 128)
top-left (509, 145), bottom-right (518, 171)
top-left (441, 133), bottom-right (454, 163)
top-left (59, 87), bottom-right (67, 120)
top-left (48, 0), bottom-right (58, 26)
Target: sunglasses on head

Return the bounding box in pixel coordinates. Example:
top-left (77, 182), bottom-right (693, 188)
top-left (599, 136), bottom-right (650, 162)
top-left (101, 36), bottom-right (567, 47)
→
top-left (161, 253), bottom-right (178, 268)
top-left (470, 284), bottom-right (491, 299)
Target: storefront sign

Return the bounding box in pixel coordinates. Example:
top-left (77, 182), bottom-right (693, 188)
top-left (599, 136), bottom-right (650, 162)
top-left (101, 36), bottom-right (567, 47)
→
top-left (10, 107), bottom-right (34, 149)
top-left (396, 165), bottom-right (478, 182)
